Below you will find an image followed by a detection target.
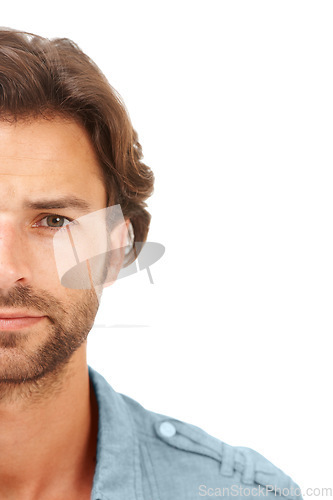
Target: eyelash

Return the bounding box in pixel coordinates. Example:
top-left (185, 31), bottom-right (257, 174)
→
top-left (33, 214), bottom-right (76, 232)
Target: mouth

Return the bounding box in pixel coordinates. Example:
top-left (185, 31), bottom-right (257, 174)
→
top-left (0, 313), bottom-right (46, 331)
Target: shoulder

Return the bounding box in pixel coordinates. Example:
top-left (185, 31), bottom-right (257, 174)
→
top-left (89, 368), bottom-right (302, 500)
top-left (121, 393), bottom-right (302, 500)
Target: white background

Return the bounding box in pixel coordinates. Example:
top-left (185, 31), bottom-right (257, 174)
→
top-left (3, 1), bottom-right (332, 495)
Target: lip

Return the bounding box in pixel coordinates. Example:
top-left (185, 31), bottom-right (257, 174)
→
top-left (0, 313), bottom-right (46, 331)
top-left (0, 310), bottom-right (43, 319)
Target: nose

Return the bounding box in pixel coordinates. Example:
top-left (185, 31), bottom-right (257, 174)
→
top-left (0, 223), bottom-right (32, 290)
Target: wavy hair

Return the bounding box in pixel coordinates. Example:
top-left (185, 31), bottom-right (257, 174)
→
top-left (0, 28), bottom-right (154, 264)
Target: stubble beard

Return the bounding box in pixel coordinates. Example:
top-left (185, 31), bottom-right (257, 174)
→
top-left (0, 284), bottom-right (99, 403)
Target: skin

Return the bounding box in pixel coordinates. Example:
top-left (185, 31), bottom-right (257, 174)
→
top-left (0, 117), bottom-right (128, 499)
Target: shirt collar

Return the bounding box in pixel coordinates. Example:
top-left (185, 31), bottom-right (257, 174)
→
top-left (89, 366), bottom-right (140, 500)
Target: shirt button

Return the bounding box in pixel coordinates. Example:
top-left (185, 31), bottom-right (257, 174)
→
top-left (159, 421), bottom-right (176, 437)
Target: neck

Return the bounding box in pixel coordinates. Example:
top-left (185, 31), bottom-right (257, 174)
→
top-left (0, 345), bottom-right (98, 499)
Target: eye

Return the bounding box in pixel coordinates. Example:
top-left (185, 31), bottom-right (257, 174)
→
top-left (32, 214), bottom-right (74, 231)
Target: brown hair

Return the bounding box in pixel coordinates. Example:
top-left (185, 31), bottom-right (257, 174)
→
top-left (0, 27), bottom-right (154, 264)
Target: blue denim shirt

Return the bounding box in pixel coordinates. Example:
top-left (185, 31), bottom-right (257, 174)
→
top-left (89, 366), bottom-right (302, 500)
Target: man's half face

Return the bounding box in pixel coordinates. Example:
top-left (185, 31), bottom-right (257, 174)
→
top-left (0, 116), bottom-right (112, 385)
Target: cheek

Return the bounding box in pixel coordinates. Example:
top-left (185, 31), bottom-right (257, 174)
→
top-left (60, 287), bottom-right (100, 329)
top-left (62, 287), bottom-right (99, 311)
top-left (27, 237), bottom-right (74, 294)
top-left (28, 238), bottom-right (59, 273)
top-left (52, 221), bottom-right (109, 291)
top-left (27, 223), bottom-right (110, 293)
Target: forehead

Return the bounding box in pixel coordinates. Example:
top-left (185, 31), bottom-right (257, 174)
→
top-left (0, 117), bottom-right (107, 206)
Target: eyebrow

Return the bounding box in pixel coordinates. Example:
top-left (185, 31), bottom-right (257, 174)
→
top-left (23, 196), bottom-right (92, 211)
